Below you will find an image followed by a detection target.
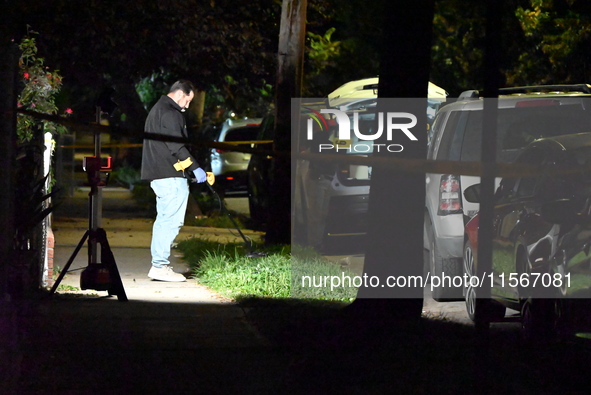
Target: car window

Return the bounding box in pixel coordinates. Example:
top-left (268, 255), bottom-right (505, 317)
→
top-left (514, 148), bottom-right (545, 197)
top-left (516, 176), bottom-right (537, 197)
top-left (427, 108), bottom-right (447, 150)
top-left (495, 177), bottom-right (518, 200)
top-left (434, 111), bottom-right (462, 160)
top-left (223, 126), bottom-right (260, 142)
top-left (458, 112), bottom-right (481, 162)
top-left (455, 103), bottom-right (591, 164)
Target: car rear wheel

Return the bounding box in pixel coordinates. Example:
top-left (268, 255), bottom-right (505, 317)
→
top-left (463, 240), bottom-right (505, 328)
top-left (428, 226), bottom-right (463, 301)
top-left (516, 252), bottom-right (557, 342)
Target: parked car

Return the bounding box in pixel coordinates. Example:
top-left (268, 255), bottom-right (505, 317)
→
top-left (210, 117), bottom-right (262, 195)
top-left (425, 84), bottom-right (591, 301)
top-left (292, 79), bottom-right (448, 251)
top-left (463, 133), bottom-right (591, 337)
top-left (246, 114), bottom-right (275, 229)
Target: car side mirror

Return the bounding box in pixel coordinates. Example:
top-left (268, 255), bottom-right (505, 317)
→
top-left (541, 199), bottom-right (584, 224)
top-left (463, 184), bottom-right (481, 204)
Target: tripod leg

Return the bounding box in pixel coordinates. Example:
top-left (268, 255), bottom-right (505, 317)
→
top-left (96, 228), bottom-right (128, 302)
top-left (48, 230), bottom-right (90, 297)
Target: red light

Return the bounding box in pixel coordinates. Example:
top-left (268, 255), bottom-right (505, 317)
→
top-left (226, 176), bottom-right (235, 181)
top-left (101, 157), bottom-right (112, 170)
top-left (441, 178), bottom-right (460, 192)
top-left (438, 174), bottom-right (462, 215)
top-left (515, 100), bottom-right (560, 108)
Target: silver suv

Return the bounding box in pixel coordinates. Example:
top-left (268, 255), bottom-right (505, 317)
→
top-left (425, 84), bottom-right (591, 301)
top-left (210, 117), bottom-right (262, 195)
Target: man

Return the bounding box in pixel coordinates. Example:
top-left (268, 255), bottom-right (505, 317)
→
top-left (141, 80), bottom-right (207, 282)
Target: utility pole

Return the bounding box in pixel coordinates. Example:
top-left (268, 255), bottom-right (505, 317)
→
top-left (267, 0), bottom-right (307, 244)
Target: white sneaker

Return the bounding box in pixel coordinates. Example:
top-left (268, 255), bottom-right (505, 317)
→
top-left (148, 265), bottom-right (187, 282)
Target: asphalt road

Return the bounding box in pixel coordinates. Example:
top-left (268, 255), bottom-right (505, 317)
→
top-left (224, 196), bottom-right (250, 216)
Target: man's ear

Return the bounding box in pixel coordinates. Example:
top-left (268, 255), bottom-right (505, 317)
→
top-left (168, 89), bottom-right (184, 104)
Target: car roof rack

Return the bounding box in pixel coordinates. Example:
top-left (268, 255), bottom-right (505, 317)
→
top-left (457, 84), bottom-right (591, 100)
top-left (458, 90), bottom-right (480, 100)
top-left (499, 84), bottom-right (591, 95)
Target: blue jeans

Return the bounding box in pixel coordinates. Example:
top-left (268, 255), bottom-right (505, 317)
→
top-left (150, 178), bottom-right (189, 267)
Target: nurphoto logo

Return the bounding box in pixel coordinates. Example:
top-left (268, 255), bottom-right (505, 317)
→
top-left (303, 107), bottom-right (419, 153)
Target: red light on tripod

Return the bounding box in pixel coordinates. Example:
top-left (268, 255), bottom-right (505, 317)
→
top-left (101, 157), bottom-right (112, 170)
top-left (83, 156), bottom-right (113, 171)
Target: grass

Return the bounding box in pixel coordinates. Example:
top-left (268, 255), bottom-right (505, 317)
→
top-left (176, 238), bottom-right (358, 301)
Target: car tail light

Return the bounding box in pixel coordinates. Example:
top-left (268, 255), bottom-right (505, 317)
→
top-left (437, 174), bottom-right (462, 215)
top-left (216, 148), bottom-right (227, 153)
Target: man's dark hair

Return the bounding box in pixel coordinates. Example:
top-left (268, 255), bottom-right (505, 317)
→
top-left (169, 80), bottom-right (195, 95)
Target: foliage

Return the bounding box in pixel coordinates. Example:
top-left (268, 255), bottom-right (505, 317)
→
top-left (307, 28), bottom-right (340, 67)
top-left (17, 30), bottom-right (70, 143)
top-left (12, 0), bottom-right (591, 120)
top-left (430, 1), bottom-right (487, 95)
top-left (135, 71), bottom-right (172, 111)
top-left (513, 0), bottom-right (591, 83)
top-left (303, 27), bottom-right (341, 95)
top-left (110, 163), bottom-right (142, 190)
top-left (303, 0), bottom-right (382, 95)
top-left (15, 0), bottom-right (280, 118)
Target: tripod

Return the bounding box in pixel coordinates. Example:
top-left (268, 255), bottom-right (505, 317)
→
top-left (49, 107), bottom-right (127, 301)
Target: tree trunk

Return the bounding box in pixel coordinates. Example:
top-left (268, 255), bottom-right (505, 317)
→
top-left (350, 0), bottom-right (435, 324)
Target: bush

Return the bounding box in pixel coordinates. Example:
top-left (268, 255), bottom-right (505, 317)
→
top-left (111, 165), bottom-right (142, 190)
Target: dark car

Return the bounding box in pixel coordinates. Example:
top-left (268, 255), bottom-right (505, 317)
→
top-left (246, 115), bottom-right (275, 229)
top-left (463, 133), bottom-right (591, 337)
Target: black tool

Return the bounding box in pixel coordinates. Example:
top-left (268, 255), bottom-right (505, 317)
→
top-left (203, 173), bottom-right (266, 258)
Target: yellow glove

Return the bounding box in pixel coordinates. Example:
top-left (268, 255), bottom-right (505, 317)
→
top-left (173, 157), bottom-right (193, 171)
top-left (206, 172), bottom-right (215, 185)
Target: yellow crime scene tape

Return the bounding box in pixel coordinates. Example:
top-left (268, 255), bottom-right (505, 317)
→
top-left (18, 107), bottom-right (585, 180)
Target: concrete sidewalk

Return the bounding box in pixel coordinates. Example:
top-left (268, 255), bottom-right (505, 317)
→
top-left (49, 186), bottom-right (264, 301)
top-left (52, 216), bottom-right (264, 302)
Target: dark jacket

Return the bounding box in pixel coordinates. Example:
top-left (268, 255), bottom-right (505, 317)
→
top-left (141, 95), bottom-right (199, 181)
